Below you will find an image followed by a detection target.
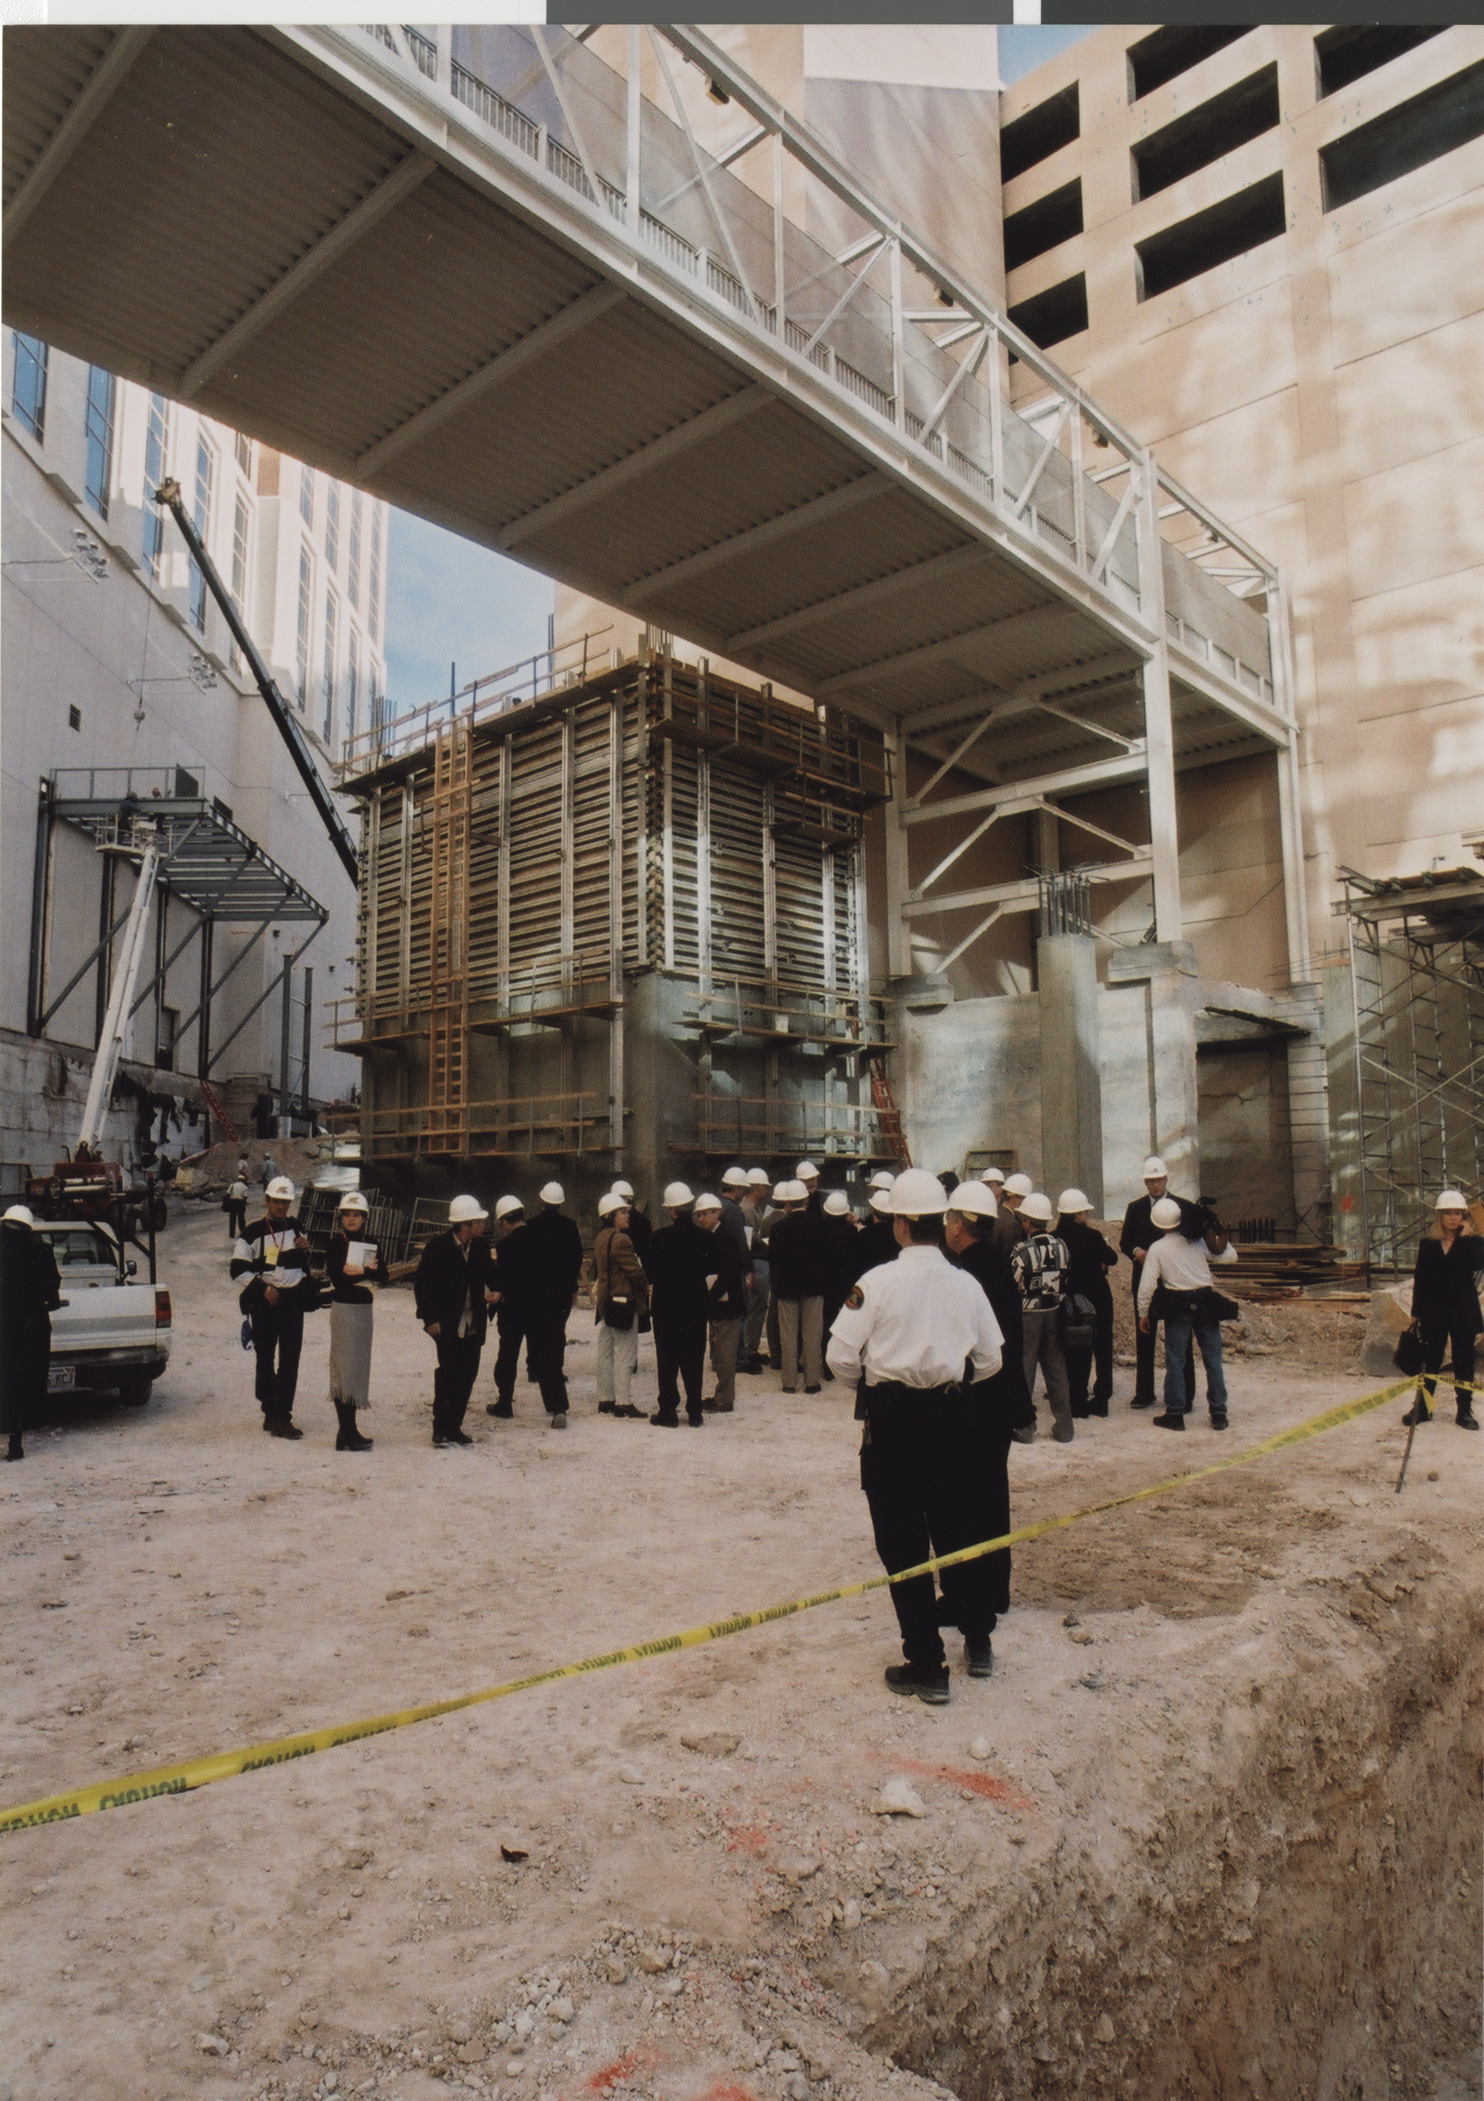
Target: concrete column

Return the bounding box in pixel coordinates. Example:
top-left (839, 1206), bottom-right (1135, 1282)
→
top-left (1037, 933), bottom-right (1104, 1214)
top-left (1108, 942), bottom-right (1200, 1199)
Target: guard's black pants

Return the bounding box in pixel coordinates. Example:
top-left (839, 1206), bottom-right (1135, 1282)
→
top-left (654, 1320), bottom-right (706, 1422)
top-left (226, 1201), bottom-right (246, 1239)
top-left (433, 1331), bottom-right (482, 1435)
top-left (1067, 1277), bottom-right (1115, 1413)
top-left (250, 1301), bottom-right (303, 1419)
top-left (860, 1382), bottom-right (993, 1671)
top-left (1421, 1323), bottom-right (1478, 1406)
top-left (492, 1310), bottom-right (532, 1405)
top-left (524, 1307), bottom-right (570, 1414)
top-left (1133, 1287), bottom-right (1193, 1402)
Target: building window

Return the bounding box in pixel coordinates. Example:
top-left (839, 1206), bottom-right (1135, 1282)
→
top-left (348, 488), bottom-right (362, 607)
top-left (300, 463), bottom-right (315, 529)
top-left (325, 479), bottom-right (340, 573)
top-left (68, 704), bottom-right (82, 732)
top-left (346, 638), bottom-right (360, 742)
top-left (142, 392), bottom-right (169, 577)
top-left (296, 546), bottom-right (313, 708)
top-left (1132, 65), bottom-right (1280, 203)
top-left (1320, 60), bottom-right (1484, 211)
top-left (83, 367), bottom-right (117, 519)
top-left (1315, 26), bottom-right (1445, 100)
top-left (322, 589), bottom-right (338, 742)
top-left (189, 432), bottom-right (216, 631)
top-left (369, 505), bottom-right (383, 644)
top-left (1004, 180), bottom-right (1084, 273)
top-left (1127, 26), bottom-right (1250, 102)
top-left (1001, 84), bottom-right (1079, 184)
top-left (10, 333), bottom-right (48, 440)
top-left (1007, 272), bottom-right (1089, 350)
top-left (231, 494), bottom-right (252, 613)
top-left (156, 1005), bottom-right (179, 1073)
top-left (235, 429), bottom-right (254, 477)
top-left (1135, 173), bottom-right (1286, 300)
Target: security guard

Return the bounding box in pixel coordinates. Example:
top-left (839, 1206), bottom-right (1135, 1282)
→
top-left (852, 1189), bottom-right (900, 1278)
top-left (827, 1168), bottom-right (1004, 1703)
top-left (487, 1194), bottom-right (531, 1418)
top-left (414, 1194), bottom-right (496, 1446)
top-left (521, 1181), bottom-right (584, 1429)
top-left (231, 1175), bottom-right (316, 1438)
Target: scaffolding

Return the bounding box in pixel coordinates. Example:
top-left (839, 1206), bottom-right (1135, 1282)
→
top-left (1339, 867), bottom-right (1484, 1272)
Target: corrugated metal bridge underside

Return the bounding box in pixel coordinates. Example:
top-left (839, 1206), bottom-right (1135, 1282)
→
top-left (3, 24), bottom-right (1284, 800)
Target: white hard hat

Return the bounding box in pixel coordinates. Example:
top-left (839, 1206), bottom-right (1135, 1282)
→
top-left (662, 1181), bottom-right (694, 1209)
top-left (721, 1166), bottom-right (749, 1188)
top-left (1435, 1189), bottom-right (1468, 1209)
top-left (336, 1190), bottom-right (369, 1213)
top-left (784, 1180), bottom-right (809, 1204)
top-left (1142, 1156), bottom-right (1168, 1180)
top-left (869, 1170), bottom-right (895, 1191)
top-left (980, 1166), bottom-right (1005, 1186)
top-left (1150, 1196), bottom-right (1182, 1230)
top-left (266, 1176), bottom-right (295, 1201)
top-left (889, 1167), bottom-right (949, 1217)
top-left (1058, 1189), bottom-right (1091, 1215)
top-left (539, 1181), bottom-right (565, 1206)
top-left (1003, 1173), bottom-right (1033, 1198)
top-left (597, 1191), bottom-right (625, 1218)
top-left (1020, 1192), bottom-right (1054, 1223)
top-left (2, 1203), bottom-right (34, 1226)
top-left (795, 1160), bottom-right (819, 1180)
top-left (494, 1194), bottom-right (524, 1221)
top-left (611, 1179), bottom-right (635, 1200)
top-left (772, 1181), bottom-right (792, 1202)
top-left (823, 1190), bottom-right (851, 1217)
top-left (868, 1191), bottom-right (893, 1215)
top-left (746, 1168), bottom-right (771, 1187)
top-left (693, 1192), bottom-right (722, 1215)
top-left (947, 1182), bottom-right (997, 1219)
top-left (449, 1194), bottom-right (488, 1223)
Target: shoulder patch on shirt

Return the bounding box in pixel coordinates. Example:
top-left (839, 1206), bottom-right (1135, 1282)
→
top-left (845, 1285), bottom-right (865, 1311)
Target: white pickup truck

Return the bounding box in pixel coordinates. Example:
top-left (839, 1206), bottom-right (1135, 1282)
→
top-left (33, 1219), bottom-right (172, 1407)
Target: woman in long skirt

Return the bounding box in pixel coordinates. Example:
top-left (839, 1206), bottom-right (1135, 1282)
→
top-left (327, 1191), bottom-right (388, 1451)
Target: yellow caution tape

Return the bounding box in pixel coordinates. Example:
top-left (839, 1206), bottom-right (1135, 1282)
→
top-left (0, 1373), bottom-right (1430, 1834)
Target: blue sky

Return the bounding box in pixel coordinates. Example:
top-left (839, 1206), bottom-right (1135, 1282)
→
top-left (384, 509), bottom-right (552, 718)
top-left (999, 26), bottom-right (1092, 87)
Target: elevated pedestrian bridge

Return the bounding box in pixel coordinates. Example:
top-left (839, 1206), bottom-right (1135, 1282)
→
top-left (3, 22), bottom-right (1306, 980)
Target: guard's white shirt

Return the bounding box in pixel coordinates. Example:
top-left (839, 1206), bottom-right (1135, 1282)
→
top-left (826, 1244), bottom-right (1003, 1388)
top-left (1137, 1228), bottom-right (1237, 1314)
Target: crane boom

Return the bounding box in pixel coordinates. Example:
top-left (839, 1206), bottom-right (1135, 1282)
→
top-left (78, 825), bottom-right (162, 1151)
top-left (152, 479), bottom-right (360, 884)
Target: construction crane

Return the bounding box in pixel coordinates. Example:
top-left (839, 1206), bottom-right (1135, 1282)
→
top-left (151, 479), bottom-right (360, 885)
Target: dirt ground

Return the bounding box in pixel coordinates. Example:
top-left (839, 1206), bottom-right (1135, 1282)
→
top-left (2, 1204), bottom-right (1480, 2101)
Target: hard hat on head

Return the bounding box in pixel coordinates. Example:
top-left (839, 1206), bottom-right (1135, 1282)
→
top-left (947, 1181), bottom-right (997, 1219)
top-left (1003, 1173), bottom-right (1033, 1198)
top-left (662, 1180), bottom-right (694, 1210)
top-left (336, 1190), bottom-right (369, 1214)
top-left (980, 1166), bottom-right (1006, 1186)
top-left (795, 1160), bottom-right (819, 1180)
top-left (772, 1181), bottom-right (791, 1202)
top-left (787, 1179), bottom-right (812, 1204)
top-left (1435, 1188), bottom-right (1468, 1210)
top-left (868, 1169), bottom-right (895, 1191)
top-left (266, 1176), bottom-right (295, 1201)
top-left (746, 1167), bottom-right (771, 1187)
top-left (449, 1194), bottom-right (488, 1224)
top-left (597, 1191), bottom-right (625, 1218)
top-left (1142, 1156), bottom-right (1168, 1181)
top-left (721, 1166), bottom-right (749, 1188)
top-left (822, 1190), bottom-right (851, 1217)
top-left (2, 1203), bottom-right (34, 1226)
top-left (1150, 1196), bottom-right (1182, 1230)
top-left (493, 1194), bottom-right (524, 1221)
top-left (868, 1190), bottom-right (893, 1215)
top-left (693, 1193), bottom-right (722, 1215)
top-left (889, 1167), bottom-right (950, 1217)
top-left (1020, 1192), bottom-right (1054, 1223)
top-left (538, 1181), bottom-right (565, 1206)
top-left (1057, 1188), bottom-right (1091, 1216)
top-left (610, 1179), bottom-right (635, 1200)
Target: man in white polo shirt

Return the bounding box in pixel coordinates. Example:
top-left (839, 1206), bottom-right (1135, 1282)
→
top-left (1136, 1196), bottom-right (1238, 1431)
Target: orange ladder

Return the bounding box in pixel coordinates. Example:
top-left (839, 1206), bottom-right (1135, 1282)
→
top-left (868, 1054), bottom-right (911, 1168)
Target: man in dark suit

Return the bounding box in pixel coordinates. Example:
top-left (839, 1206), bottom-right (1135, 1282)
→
top-left (647, 1183), bottom-right (711, 1426)
top-left (1, 1205), bottom-right (63, 1463)
top-left (414, 1194), bottom-right (496, 1447)
top-left (1119, 1155), bottom-right (1194, 1410)
top-left (519, 1182), bottom-right (585, 1428)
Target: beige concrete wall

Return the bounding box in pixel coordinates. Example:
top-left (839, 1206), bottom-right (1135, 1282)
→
top-left (1001, 26), bottom-right (1484, 979)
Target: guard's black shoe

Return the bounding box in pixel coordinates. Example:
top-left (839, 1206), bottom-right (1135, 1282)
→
top-left (1457, 1407), bottom-right (1479, 1431)
top-left (5, 1435), bottom-right (23, 1461)
top-left (1152, 1411), bottom-right (1185, 1432)
top-left (686, 1412), bottom-right (706, 1427)
top-left (650, 1411), bottom-right (680, 1428)
top-left (964, 1636), bottom-right (994, 1679)
top-left (597, 1401), bottom-right (616, 1415)
top-left (1209, 1412), bottom-right (1229, 1431)
top-left (266, 1417), bottom-right (304, 1440)
top-left (804, 1384), bottom-right (822, 1395)
top-left (446, 1427), bottom-right (474, 1445)
top-left (616, 1403), bottom-right (646, 1419)
top-left (487, 1400), bottom-right (514, 1418)
top-left (885, 1663), bottom-right (951, 1706)
top-left (1130, 1395), bottom-right (1157, 1410)
top-left (1402, 1399), bottom-right (1432, 1427)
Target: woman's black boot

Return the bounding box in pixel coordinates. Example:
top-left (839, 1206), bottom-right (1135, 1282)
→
top-left (335, 1400), bottom-right (373, 1451)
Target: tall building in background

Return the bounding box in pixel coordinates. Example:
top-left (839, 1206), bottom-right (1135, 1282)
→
top-left (2, 329), bottom-right (389, 1182)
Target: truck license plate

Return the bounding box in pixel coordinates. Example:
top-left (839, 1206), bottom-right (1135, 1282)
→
top-left (47, 1364), bottom-right (76, 1392)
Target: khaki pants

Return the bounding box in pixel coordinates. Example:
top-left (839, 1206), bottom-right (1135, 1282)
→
top-left (777, 1296), bottom-right (823, 1391)
top-left (707, 1318), bottom-right (742, 1408)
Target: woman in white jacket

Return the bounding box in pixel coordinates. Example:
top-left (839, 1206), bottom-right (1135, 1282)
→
top-left (1136, 1196), bottom-right (1238, 1432)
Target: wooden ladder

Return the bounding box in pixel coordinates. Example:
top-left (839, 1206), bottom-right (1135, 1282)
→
top-left (867, 1053), bottom-right (911, 1168)
top-left (426, 717), bottom-right (473, 1155)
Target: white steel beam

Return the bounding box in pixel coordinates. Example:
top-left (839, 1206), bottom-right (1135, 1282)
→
top-left (722, 542), bottom-right (986, 655)
top-left (816, 602), bottom-right (1065, 698)
top-left (180, 153), bottom-right (436, 399)
top-left (499, 389), bottom-right (767, 549)
top-left (937, 904), bottom-right (1004, 974)
top-left (3, 27), bottom-right (155, 248)
top-left (902, 853), bottom-right (1153, 918)
top-left (1136, 451), bottom-right (1182, 943)
top-left (1168, 641), bottom-right (1292, 747)
top-left (901, 749), bottom-right (1146, 826)
top-left (356, 283), bottom-right (625, 478)
top-left (625, 474), bottom-right (886, 603)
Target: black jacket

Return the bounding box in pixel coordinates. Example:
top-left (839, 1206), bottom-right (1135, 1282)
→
top-left (851, 1219), bottom-right (899, 1280)
top-left (518, 1207), bottom-right (584, 1311)
top-left (1059, 1218), bottom-right (1119, 1298)
top-left (819, 1215), bottom-right (861, 1307)
top-left (327, 1230), bottom-right (389, 1305)
top-left (647, 1215), bottom-right (712, 1329)
top-left (989, 1208), bottom-right (1025, 1261)
top-left (1412, 1233), bottom-right (1484, 1337)
top-left (626, 1207), bottom-right (654, 1263)
top-left (413, 1230), bottom-right (496, 1344)
top-left (230, 1213), bottom-right (318, 1313)
top-left (697, 1221), bottom-right (748, 1320)
top-left (1119, 1194), bottom-right (1202, 1287)
top-left (769, 1210), bottom-right (828, 1300)
top-left (953, 1235), bottom-right (1034, 1430)
top-left (0, 1222), bottom-right (62, 1349)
